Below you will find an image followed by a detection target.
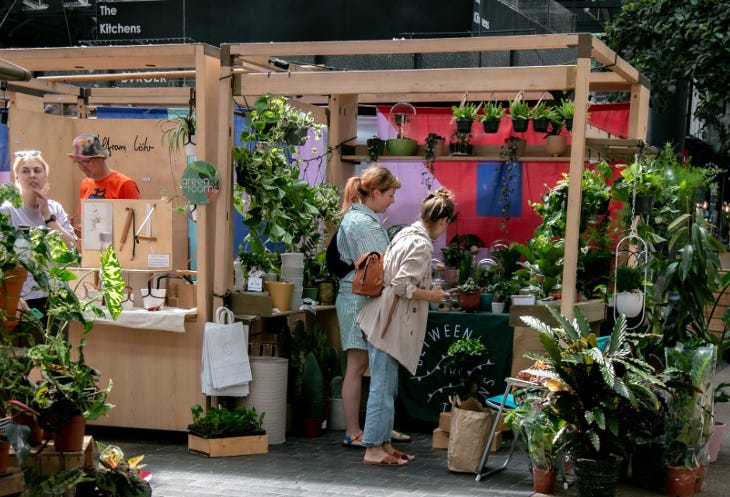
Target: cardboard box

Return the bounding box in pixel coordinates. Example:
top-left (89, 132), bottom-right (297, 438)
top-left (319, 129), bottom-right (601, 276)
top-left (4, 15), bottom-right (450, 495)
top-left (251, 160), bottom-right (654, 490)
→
top-left (168, 281), bottom-right (197, 309)
top-left (490, 431), bottom-right (503, 452)
top-left (230, 292), bottom-right (273, 317)
top-left (438, 412), bottom-right (452, 433)
top-left (188, 433), bottom-right (268, 457)
top-left (17, 435), bottom-right (94, 475)
top-left (432, 428), bottom-right (449, 449)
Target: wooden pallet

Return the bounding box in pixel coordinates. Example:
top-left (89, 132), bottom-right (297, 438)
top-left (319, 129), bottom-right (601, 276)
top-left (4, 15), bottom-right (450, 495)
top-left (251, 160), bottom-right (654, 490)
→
top-left (11, 436), bottom-right (94, 476)
top-left (0, 467), bottom-right (25, 497)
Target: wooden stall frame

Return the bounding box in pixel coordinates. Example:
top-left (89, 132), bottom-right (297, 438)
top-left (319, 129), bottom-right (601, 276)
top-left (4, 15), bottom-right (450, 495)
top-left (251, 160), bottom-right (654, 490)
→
top-left (0, 44), bottom-right (220, 431)
top-left (218, 33), bottom-right (650, 320)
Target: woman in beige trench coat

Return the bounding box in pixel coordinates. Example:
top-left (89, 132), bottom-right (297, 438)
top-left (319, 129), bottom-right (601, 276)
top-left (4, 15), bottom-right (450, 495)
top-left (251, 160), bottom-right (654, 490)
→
top-left (356, 188), bottom-right (455, 466)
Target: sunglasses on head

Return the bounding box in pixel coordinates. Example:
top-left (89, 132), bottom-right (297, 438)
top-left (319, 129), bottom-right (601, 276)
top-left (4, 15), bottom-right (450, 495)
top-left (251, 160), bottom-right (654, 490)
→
top-left (15, 150), bottom-right (41, 159)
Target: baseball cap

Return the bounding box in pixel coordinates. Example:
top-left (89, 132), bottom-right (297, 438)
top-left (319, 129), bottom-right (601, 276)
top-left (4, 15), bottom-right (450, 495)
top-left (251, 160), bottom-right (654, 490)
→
top-left (68, 133), bottom-right (109, 159)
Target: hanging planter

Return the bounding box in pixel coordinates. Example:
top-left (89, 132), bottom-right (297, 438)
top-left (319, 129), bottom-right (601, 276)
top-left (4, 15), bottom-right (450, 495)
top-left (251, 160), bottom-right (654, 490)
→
top-left (482, 118), bottom-right (501, 133)
top-left (508, 91), bottom-right (529, 133)
top-left (613, 233), bottom-right (649, 327)
top-left (615, 291), bottom-right (644, 318)
top-left (546, 134), bottom-right (567, 157)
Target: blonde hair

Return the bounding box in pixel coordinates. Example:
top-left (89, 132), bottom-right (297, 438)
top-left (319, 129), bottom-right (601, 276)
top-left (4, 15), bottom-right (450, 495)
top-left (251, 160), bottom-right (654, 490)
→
top-left (12, 151), bottom-right (50, 194)
top-left (340, 164), bottom-right (401, 214)
top-left (421, 187), bottom-right (456, 226)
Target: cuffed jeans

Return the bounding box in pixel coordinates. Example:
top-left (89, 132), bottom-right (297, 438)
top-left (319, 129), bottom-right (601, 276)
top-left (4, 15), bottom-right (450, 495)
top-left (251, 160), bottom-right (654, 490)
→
top-left (362, 342), bottom-right (399, 446)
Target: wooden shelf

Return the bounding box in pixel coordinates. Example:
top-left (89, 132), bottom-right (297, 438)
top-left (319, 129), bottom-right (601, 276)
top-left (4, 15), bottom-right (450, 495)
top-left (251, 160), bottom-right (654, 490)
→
top-left (341, 143), bottom-right (573, 163)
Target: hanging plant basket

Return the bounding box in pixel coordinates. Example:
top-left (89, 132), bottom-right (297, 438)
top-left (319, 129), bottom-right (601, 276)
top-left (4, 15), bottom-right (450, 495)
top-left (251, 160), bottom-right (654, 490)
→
top-left (455, 118), bottom-right (474, 134)
top-left (532, 118), bottom-right (549, 133)
top-left (615, 291), bottom-right (644, 318)
top-left (511, 118), bottom-right (529, 133)
top-left (482, 118), bottom-right (501, 134)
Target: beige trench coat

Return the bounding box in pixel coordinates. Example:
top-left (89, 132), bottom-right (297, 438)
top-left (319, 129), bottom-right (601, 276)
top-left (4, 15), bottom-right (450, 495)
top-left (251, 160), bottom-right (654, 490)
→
top-left (357, 221), bottom-right (433, 375)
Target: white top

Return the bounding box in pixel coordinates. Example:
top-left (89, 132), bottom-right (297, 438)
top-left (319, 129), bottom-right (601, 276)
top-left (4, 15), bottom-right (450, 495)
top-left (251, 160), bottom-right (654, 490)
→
top-left (0, 200), bottom-right (76, 300)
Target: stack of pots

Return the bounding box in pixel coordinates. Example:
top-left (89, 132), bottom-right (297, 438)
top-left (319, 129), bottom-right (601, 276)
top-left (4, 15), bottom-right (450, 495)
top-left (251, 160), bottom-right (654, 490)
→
top-left (280, 252), bottom-right (304, 311)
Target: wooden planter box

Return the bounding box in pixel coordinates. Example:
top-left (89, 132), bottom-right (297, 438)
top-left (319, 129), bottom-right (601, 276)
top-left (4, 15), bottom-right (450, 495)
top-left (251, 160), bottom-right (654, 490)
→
top-left (0, 467), bottom-right (25, 497)
top-left (11, 435), bottom-right (95, 476)
top-left (188, 433), bottom-right (268, 457)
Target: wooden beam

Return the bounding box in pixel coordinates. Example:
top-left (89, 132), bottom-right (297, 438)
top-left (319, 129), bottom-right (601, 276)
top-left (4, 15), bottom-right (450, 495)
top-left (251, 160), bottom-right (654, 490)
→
top-left (590, 37), bottom-right (645, 87)
top-left (40, 70), bottom-right (196, 83)
top-left (224, 34), bottom-right (582, 60)
top-left (236, 66), bottom-right (575, 98)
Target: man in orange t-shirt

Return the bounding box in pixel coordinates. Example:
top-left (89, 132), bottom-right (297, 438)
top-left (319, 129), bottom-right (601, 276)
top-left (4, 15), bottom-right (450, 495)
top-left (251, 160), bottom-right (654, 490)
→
top-left (69, 133), bottom-right (141, 200)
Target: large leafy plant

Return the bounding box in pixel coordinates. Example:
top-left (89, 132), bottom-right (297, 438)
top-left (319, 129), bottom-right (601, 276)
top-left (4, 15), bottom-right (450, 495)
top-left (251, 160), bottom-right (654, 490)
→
top-left (521, 307), bottom-right (664, 460)
top-left (443, 337), bottom-right (489, 401)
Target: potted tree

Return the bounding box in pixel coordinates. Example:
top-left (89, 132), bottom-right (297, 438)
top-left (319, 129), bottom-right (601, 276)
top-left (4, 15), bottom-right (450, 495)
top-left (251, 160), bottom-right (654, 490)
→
top-left (520, 307), bottom-right (665, 497)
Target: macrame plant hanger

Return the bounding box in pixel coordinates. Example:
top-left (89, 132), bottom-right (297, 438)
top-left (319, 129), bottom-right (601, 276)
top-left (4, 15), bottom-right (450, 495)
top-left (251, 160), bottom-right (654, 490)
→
top-left (613, 149), bottom-right (650, 329)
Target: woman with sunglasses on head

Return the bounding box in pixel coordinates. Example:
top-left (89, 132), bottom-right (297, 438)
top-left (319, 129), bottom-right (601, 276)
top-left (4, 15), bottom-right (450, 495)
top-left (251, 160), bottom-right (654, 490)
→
top-left (0, 150), bottom-right (77, 323)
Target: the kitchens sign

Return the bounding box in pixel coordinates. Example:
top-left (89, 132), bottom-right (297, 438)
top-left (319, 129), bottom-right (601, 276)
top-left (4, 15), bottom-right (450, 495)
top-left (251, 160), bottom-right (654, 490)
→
top-left (97, 0), bottom-right (183, 41)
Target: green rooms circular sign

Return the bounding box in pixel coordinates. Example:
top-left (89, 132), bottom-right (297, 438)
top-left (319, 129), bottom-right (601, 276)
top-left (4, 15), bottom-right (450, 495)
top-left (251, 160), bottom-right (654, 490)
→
top-left (181, 161), bottom-right (221, 205)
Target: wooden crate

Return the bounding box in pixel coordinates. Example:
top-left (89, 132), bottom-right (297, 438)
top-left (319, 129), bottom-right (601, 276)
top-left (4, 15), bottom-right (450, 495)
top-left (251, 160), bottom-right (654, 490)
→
top-left (0, 467), bottom-right (25, 497)
top-left (17, 436), bottom-right (94, 475)
top-left (432, 428), bottom-right (449, 449)
top-left (188, 433), bottom-right (268, 457)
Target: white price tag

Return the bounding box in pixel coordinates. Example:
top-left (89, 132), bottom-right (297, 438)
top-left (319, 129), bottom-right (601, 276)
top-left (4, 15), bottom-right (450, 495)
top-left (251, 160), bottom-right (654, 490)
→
top-left (247, 275), bottom-right (263, 292)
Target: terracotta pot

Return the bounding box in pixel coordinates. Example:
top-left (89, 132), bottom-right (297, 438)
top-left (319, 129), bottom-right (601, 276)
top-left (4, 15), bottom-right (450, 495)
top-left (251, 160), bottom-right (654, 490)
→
top-left (694, 464), bottom-right (705, 493)
top-left (0, 439), bottom-right (9, 474)
top-left (11, 410), bottom-right (44, 446)
top-left (665, 466), bottom-right (698, 497)
top-left (265, 281), bottom-right (294, 312)
top-left (546, 134), bottom-right (567, 157)
top-left (532, 467), bottom-right (557, 494)
top-left (53, 414), bottom-right (86, 452)
top-left (1, 266), bottom-right (28, 332)
top-left (459, 290), bottom-right (482, 313)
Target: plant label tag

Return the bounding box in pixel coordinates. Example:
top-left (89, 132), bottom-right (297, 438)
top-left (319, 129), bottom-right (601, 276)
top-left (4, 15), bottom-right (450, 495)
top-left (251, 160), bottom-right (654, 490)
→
top-left (247, 275), bottom-right (263, 292)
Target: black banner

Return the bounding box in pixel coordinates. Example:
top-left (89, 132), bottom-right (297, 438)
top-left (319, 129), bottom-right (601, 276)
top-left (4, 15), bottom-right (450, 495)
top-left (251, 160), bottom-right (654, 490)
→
top-left (97, 0), bottom-right (183, 41)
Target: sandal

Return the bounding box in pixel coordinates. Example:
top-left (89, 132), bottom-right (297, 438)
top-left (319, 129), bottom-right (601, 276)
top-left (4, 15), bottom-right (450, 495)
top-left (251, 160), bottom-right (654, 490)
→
top-left (390, 449), bottom-right (415, 461)
top-left (391, 430), bottom-right (412, 443)
top-left (364, 454), bottom-right (408, 466)
top-left (342, 432), bottom-right (364, 448)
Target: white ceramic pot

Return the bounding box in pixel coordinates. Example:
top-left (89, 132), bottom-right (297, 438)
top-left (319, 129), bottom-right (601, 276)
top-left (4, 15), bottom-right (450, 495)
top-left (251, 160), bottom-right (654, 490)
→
top-left (511, 294), bottom-right (536, 306)
top-left (491, 302), bottom-right (505, 313)
top-left (615, 291), bottom-right (643, 318)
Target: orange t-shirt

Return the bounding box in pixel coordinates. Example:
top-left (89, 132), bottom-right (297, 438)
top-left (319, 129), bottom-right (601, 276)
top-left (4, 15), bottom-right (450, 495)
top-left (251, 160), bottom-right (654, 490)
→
top-left (80, 170), bottom-right (141, 200)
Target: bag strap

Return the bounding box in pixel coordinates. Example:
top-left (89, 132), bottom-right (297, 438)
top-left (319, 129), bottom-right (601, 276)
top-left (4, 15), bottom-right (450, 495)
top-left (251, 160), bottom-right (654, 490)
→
top-left (215, 306), bottom-right (235, 324)
top-left (380, 296), bottom-right (400, 338)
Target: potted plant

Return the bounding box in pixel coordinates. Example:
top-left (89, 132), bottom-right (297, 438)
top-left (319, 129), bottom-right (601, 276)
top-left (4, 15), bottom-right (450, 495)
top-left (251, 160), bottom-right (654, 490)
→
top-left (505, 392), bottom-right (567, 494)
top-left (366, 136), bottom-right (385, 162)
top-left (456, 277), bottom-right (482, 313)
top-left (613, 263), bottom-right (645, 318)
top-left (29, 332), bottom-right (114, 452)
top-left (328, 375), bottom-right (345, 430)
top-left (529, 101), bottom-right (558, 133)
top-left (520, 307), bottom-right (665, 497)
top-left (187, 403), bottom-right (267, 457)
top-left (555, 99), bottom-right (575, 131)
top-left (77, 442), bottom-right (152, 497)
top-left (443, 337), bottom-right (490, 401)
top-left (386, 102), bottom-right (418, 156)
top-left (159, 110), bottom-right (196, 155)
top-left (422, 132), bottom-right (445, 190)
top-left (479, 101), bottom-right (505, 133)
top-left (448, 130), bottom-right (472, 156)
top-left (508, 92), bottom-right (530, 132)
top-left (451, 100), bottom-right (482, 134)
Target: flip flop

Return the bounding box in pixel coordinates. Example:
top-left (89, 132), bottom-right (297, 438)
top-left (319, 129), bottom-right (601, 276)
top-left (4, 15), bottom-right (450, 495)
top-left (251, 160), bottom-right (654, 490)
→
top-left (390, 449), bottom-right (415, 461)
top-left (364, 454), bottom-right (408, 466)
top-left (342, 432), bottom-right (364, 448)
top-left (391, 430), bottom-right (412, 443)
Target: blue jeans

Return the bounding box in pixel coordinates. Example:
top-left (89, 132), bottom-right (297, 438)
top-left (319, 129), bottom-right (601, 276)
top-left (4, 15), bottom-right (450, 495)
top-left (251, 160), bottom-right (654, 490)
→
top-left (362, 343), bottom-right (399, 446)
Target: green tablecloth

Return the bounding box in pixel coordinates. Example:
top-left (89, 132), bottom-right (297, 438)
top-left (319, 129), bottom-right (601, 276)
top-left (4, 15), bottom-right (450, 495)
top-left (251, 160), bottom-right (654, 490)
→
top-left (397, 310), bottom-right (513, 424)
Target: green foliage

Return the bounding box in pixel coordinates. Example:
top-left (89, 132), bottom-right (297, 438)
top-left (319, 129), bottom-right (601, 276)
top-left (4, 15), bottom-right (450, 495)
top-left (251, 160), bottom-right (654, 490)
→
top-left (451, 100), bottom-right (483, 122)
top-left (189, 404), bottom-right (265, 436)
top-left (554, 100), bottom-right (574, 119)
top-left (614, 264), bottom-right (644, 293)
top-left (443, 337), bottom-right (489, 400)
top-left (158, 111), bottom-right (195, 152)
top-left (301, 351), bottom-right (325, 419)
top-left (456, 276), bottom-right (480, 294)
top-left (508, 94), bottom-right (530, 119)
top-left (529, 102), bottom-right (558, 121)
top-left (480, 101), bottom-right (505, 121)
top-left (29, 333), bottom-right (114, 429)
top-left (521, 307), bottom-right (665, 460)
top-left (604, 0), bottom-right (730, 154)
top-left (512, 236), bottom-right (565, 298)
top-left (505, 392), bottom-right (567, 470)
top-left (82, 442), bottom-right (152, 497)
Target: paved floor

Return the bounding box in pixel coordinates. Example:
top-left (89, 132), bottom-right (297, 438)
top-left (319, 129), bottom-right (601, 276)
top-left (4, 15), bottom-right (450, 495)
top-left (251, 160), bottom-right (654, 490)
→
top-left (86, 365), bottom-right (730, 497)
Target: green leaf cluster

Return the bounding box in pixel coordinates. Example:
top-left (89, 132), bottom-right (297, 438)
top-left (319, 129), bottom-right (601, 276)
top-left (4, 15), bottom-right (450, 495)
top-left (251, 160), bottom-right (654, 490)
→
top-left (451, 101), bottom-right (482, 121)
top-left (443, 337), bottom-right (489, 401)
top-left (189, 404), bottom-right (265, 437)
top-left (521, 307), bottom-right (665, 460)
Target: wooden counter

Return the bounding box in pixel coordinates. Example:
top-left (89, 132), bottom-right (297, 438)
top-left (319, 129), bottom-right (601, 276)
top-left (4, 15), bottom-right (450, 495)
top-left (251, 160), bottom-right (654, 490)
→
top-left (69, 315), bottom-right (205, 432)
